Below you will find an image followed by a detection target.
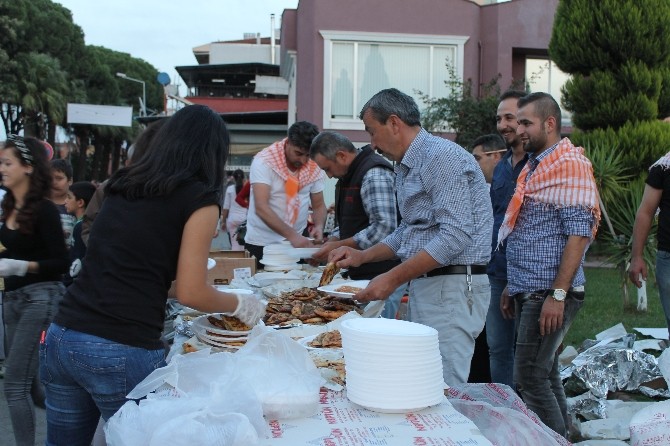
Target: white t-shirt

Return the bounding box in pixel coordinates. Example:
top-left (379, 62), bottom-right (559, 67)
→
top-left (245, 156), bottom-right (325, 246)
top-left (222, 184), bottom-right (248, 224)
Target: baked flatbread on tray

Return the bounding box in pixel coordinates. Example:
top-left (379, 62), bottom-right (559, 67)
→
top-left (319, 262), bottom-right (340, 287)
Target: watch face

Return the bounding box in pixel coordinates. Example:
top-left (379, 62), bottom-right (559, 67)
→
top-left (553, 289), bottom-right (567, 301)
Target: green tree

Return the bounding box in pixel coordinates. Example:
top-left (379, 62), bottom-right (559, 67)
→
top-left (549, 0), bottom-right (670, 131)
top-left (550, 0), bottom-right (670, 305)
top-left (0, 0), bottom-right (85, 139)
top-left (420, 64), bottom-right (522, 149)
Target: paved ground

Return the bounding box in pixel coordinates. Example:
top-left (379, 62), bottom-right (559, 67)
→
top-left (0, 377), bottom-right (47, 446)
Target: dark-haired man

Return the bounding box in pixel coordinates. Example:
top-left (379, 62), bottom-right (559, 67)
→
top-left (500, 92), bottom-right (600, 437)
top-left (487, 90), bottom-right (528, 387)
top-left (331, 88), bottom-right (492, 385)
top-left (471, 134), bottom-right (506, 184)
top-left (245, 121), bottom-right (327, 265)
top-left (310, 131), bottom-right (404, 318)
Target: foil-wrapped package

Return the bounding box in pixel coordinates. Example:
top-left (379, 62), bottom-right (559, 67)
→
top-left (567, 391), bottom-right (607, 420)
top-left (568, 341), bottom-right (669, 399)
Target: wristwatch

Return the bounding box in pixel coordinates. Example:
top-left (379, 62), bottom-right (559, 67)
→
top-left (550, 288), bottom-right (567, 302)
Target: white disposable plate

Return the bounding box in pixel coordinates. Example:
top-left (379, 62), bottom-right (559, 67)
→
top-left (297, 334), bottom-right (342, 351)
top-left (341, 318), bottom-right (437, 337)
top-left (192, 314), bottom-right (252, 336)
top-left (348, 395), bottom-right (445, 414)
top-left (317, 280), bottom-right (370, 298)
top-left (194, 332), bottom-right (245, 349)
top-left (212, 286), bottom-right (254, 295)
top-left (259, 258), bottom-right (300, 267)
top-left (194, 329), bottom-right (248, 343)
top-left (263, 264), bottom-right (303, 272)
top-left (288, 247), bottom-right (319, 258)
top-left (207, 258), bottom-right (216, 270)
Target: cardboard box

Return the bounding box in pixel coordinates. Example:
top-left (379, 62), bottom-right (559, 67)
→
top-left (207, 250), bottom-right (256, 285)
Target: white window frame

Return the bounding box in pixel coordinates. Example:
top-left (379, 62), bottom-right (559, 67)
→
top-left (320, 30), bottom-right (469, 130)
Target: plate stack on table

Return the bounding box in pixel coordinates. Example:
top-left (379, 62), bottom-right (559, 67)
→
top-left (191, 313), bottom-right (256, 349)
top-left (260, 242), bottom-right (302, 271)
top-left (340, 318), bottom-right (446, 413)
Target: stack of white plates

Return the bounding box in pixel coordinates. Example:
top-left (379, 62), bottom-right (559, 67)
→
top-left (261, 242), bottom-right (301, 271)
top-left (340, 318), bottom-right (445, 413)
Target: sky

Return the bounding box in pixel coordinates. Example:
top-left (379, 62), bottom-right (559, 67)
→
top-left (55, 0), bottom-right (300, 87)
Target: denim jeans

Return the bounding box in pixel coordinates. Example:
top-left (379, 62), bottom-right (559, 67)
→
top-left (656, 250), bottom-right (670, 339)
top-left (40, 323), bottom-right (166, 446)
top-left (409, 273), bottom-right (489, 385)
top-left (4, 281), bottom-right (64, 446)
top-left (381, 283), bottom-right (408, 319)
top-left (513, 291), bottom-right (584, 438)
top-left (486, 277), bottom-right (516, 387)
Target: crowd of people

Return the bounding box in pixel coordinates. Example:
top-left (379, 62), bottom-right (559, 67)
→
top-left (0, 86), bottom-right (668, 444)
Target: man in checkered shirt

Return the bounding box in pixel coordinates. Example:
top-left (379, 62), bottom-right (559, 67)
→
top-left (499, 92), bottom-right (599, 438)
top-left (330, 88), bottom-right (493, 385)
top-left (310, 131), bottom-right (405, 319)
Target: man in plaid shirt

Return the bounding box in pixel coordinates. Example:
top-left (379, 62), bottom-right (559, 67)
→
top-left (499, 92), bottom-right (599, 438)
top-left (331, 88), bottom-right (493, 385)
top-left (310, 131), bottom-right (405, 319)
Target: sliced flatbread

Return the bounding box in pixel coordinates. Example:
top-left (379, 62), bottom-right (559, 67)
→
top-left (319, 262), bottom-right (340, 287)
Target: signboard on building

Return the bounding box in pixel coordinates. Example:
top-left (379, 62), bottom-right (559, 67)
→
top-left (67, 104), bottom-right (133, 127)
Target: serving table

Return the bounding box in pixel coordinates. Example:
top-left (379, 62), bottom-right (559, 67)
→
top-left (163, 272), bottom-right (492, 445)
top-left (263, 388), bottom-right (492, 445)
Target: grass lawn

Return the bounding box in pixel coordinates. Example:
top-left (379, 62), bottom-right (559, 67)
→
top-left (564, 267), bottom-right (668, 348)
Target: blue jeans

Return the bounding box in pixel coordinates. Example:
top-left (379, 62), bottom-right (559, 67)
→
top-left (656, 250), bottom-right (670, 339)
top-left (4, 281), bottom-right (64, 446)
top-left (486, 277), bottom-right (515, 387)
top-left (513, 291), bottom-right (583, 438)
top-left (40, 323), bottom-right (166, 446)
top-left (381, 283), bottom-right (408, 319)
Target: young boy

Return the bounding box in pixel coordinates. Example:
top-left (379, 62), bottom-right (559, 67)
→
top-left (50, 159), bottom-right (76, 247)
top-left (64, 181), bottom-right (97, 283)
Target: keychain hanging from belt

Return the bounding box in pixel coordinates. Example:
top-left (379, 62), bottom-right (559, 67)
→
top-left (465, 265), bottom-right (473, 315)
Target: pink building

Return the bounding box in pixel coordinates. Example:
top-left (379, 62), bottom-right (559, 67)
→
top-left (279, 0), bottom-right (560, 143)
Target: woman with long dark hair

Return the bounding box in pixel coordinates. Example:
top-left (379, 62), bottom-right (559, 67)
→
top-left (221, 168), bottom-right (248, 250)
top-left (41, 105), bottom-right (265, 445)
top-left (0, 135), bottom-right (69, 446)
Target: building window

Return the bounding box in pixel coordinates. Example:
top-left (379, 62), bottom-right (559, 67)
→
top-left (525, 58), bottom-right (572, 127)
top-left (321, 31), bottom-right (468, 130)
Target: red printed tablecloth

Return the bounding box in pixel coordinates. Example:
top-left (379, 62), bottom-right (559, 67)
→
top-left (263, 389), bottom-right (492, 445)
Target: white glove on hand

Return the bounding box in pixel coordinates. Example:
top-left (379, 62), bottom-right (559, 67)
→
top-left (231, 293), bottom-right (266, 327)
top-left (0, 259), bottom-right (29, 277)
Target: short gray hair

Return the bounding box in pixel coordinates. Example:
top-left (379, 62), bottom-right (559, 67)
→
top-left (310, 131), bottom-right (356, 161)
top-left (359, 88), bottom-right (421, 127)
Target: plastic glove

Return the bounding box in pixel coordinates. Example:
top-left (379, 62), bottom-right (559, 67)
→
top-left (0, 259), bottom-right (29, 277)
top-left (231, 293), bottom-right (266, 326)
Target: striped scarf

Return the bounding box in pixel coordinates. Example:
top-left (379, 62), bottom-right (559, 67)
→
top-left (497, 137), bottom-right (601, 244)
top-left (256, 138), bottom-right (322, 226)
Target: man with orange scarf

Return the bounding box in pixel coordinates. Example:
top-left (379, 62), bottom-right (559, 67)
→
top-left (497, 93), bottom-right (600, 438)
top-left (244, 121), bottom-right (327, 266)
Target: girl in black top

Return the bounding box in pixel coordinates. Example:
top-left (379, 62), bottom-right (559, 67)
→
top-left (0, 135), bottom-right (69, 446)
top-left (42, 105), bottom-right (265, 445)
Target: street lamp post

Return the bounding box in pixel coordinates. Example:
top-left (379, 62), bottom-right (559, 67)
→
top-left (116, 72), bottom-right (146, 117)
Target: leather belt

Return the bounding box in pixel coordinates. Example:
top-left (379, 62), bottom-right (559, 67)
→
top-left (424, 264), bottom-right (488, 278)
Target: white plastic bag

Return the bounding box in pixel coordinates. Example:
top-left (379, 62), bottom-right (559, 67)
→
top-left (447, 383), bottom-right (571, 446)
top-left (106, 400), bottom-right (259, 446)
top-left (235, 325), bottom-right (325, 419)
top-left (107, 350), bottom-right (269, 445)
